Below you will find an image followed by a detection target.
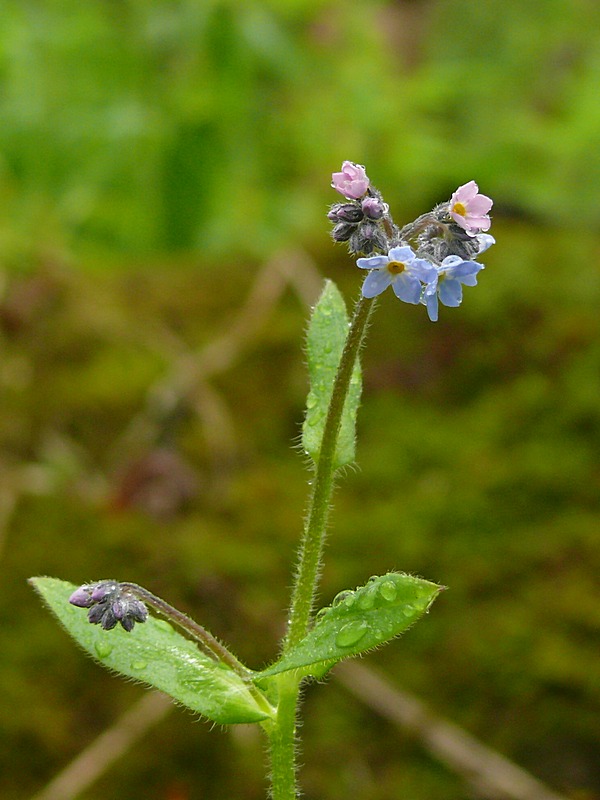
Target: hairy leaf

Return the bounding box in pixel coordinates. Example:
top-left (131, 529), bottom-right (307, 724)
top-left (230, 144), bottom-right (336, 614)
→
top-left (256, 573), bottom-right (442, 679)
top-left (302, 280), bottom-right (362, 469)
top-left (30, 577), bottom-right (273, 724)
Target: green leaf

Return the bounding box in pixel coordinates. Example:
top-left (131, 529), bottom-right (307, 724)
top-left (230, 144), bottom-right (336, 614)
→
top-left (255, 573), bottom-right (443, 679)
top-left (30, 577), bottom-right (273, 725)
top-left (302, 280), bottom-right (362, 469)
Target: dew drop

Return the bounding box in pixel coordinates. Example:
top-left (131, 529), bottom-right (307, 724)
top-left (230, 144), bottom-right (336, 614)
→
top-left (378, 580), bottom-right (398, 603)
top-left (332, 590), bottom-right (354, 607)
top-left (131, 660), bottom-right (147, 671)
top-left (335, 621), bottom-right (368, 648)
top-left (306, 392), bottom-right (318, 409)
top-left (357, 590), bottom-right (375, 610)
top-left (315, 607), bottom-right (330, 622)
top-left (94, 641), bottom-right (113, 658)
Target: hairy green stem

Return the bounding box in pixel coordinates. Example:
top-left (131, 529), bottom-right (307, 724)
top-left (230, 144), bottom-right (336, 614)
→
top-left (267, 677), bottom-right (300, 800)
top-left (121, 582), bottom-right (249, 677)
top-left (266, 292), bottom-right (375, 799)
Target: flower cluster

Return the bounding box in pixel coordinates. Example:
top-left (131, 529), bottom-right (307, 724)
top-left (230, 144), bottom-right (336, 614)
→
top-left (329, 161), bottom-right (390, 255)
top-left (69, 581), bottom-right (148, 632)
top-left (329, 162), bottom-right (495, 321)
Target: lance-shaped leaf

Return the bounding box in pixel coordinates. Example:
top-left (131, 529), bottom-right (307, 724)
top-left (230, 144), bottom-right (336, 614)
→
top-left (255, 573), bottom-right (443, 680)
top-left (302, 280), bottom-right (362, 469)
top-left (30, 577), bottom-right (273, 725)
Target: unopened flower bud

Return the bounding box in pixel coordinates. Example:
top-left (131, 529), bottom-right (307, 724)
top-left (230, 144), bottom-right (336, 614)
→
top-left (330, 203), bottom-right (364, 223)
top-left (331, 222), bottom-right (356, 243)
top-left (91, 581), bottom-right (120, 603)
top-left (69, 585), bottom-right (95, 608)
top-left (361, 197), bottom-right (387, 220)
top-left (349, 222), bottom-right (388, 255)
top-left (69, 580), bottom-right (149, 632)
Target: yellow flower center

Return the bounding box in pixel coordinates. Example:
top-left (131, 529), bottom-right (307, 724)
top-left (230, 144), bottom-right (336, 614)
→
top-left (387, 261), bottom-right (406, 275)
top-left (452, 201), bottom-right (467, 217)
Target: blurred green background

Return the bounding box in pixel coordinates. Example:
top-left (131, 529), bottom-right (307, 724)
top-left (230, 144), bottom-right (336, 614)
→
top-left (1, 0), bottom-right (599, 798)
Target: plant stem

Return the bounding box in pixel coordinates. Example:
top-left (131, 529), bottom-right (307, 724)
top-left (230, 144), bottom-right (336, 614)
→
top-left (266, 291), bottom-right (375, 799)
top-left (120, 582), bottom-right (249, 678)
top-left (285, 293), bottom-right (374, 651)
top-left (267, 677), bottom-right (300, 800)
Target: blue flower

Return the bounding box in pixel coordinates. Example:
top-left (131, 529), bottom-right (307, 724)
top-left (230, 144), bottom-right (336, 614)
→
top-left (357, 245), bottom-right (436, 304)
top-left (423, 256), bottom-right (484, 322)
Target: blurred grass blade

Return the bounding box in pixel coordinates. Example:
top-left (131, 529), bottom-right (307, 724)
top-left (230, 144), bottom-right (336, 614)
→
top-left (255, 573), bottom-right (443, 679)
top-left (30, 577), bottom-right (272, 725)
top-left (302, 280), bottom-right (362, 469)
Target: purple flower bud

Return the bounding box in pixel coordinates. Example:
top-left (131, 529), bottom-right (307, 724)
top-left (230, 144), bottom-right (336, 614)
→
top-left (69, 580), bottom-right (149, 632)
top-left (329, 203), bottom-right (364, 223)
top-left (331, 222), bottom-right (356, 243)
top-left (69, 585), bottom-right (95, 608)
top-left (361, 197), bottom-right (387, 220)
top-left (349, 223), bottom-right (388, 255)
top-left (88, 602), bottom-right (118, 630)
top-left (91, 581), bottom-right (120, 603)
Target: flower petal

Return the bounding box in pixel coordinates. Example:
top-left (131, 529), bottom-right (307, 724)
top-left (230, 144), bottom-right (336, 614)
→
top-left (410, 258), bottom-right (437, 282)
top-left (465, 216), bottom-right (491, 233)
top-left (357, 255), bottom-right (389, 270)
top-left (441, 258), bottom-right (483, 280)
top-left (476, 234), bottom-right (495, 254)
top-left (361, 269), bottom-right (392, 298)
top-left (391, 273), bottom-right (422, 304)
top-left (452, 181), bottom-right (478, 202)
top-left (439, 279), bottom-right (463, 307)
top-left (467, 195), bottom-right (493, 215)
top-left (424, 291), bottom-right (439, 322)
top-left (387, 245), bottom-right (415, 263)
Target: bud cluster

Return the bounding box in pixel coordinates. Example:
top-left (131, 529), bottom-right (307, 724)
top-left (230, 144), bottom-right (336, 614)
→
top-left (69, 581), bottom-right (148, 632)
top-left (329, 161), bottom-right (495, 321)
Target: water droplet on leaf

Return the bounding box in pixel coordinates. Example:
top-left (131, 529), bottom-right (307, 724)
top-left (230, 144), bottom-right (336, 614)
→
top-left (131, 660), bottom-right (147, 670)
top-left (357, 590), bottom-right (375, 610)
top-left (94, 641), bottom-right (113, 658)
top-left (335, 621), bottom-right (368, 648)
top-left (378, 581), bottom-right (398, 603)
top-left (306, 393), bottom-right (318, 409)
top-left (332, 590), bottom-right (354, 607)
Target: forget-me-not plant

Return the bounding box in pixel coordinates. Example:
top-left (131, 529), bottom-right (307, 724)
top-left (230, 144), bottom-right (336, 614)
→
top-left (31, 162), bottom-right (495, 800)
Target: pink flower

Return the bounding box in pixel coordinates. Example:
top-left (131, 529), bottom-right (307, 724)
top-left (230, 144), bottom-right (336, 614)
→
top-left (449, 181), bottom-right (493, 235)
top-left (331, 161), bottom-right (370, 199)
